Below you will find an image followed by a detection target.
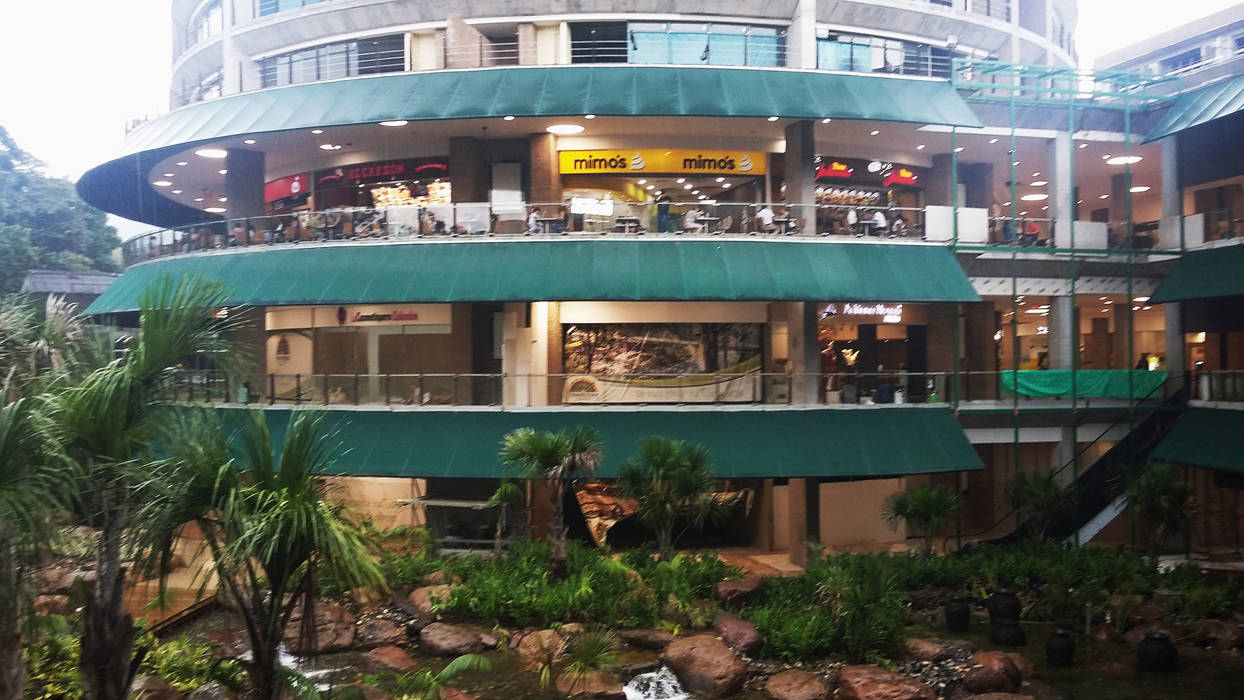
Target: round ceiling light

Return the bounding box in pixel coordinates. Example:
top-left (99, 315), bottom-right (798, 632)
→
top-left (1030, 180), bottom-right (1048, 186)
top-left (379, 120), bottom-right (408, 127)
top-left (204, 207), bottom-right (227, 214)
top-left (152, 180), bottom-right (173, 187)
top-left (1020, 193), bottom-right (1048, 201)
top-left (195, 148), bottom-right (228, 159)
top-left (1107, 155), bottom-right (1143, 165)
top-left (546, 124), bottom-right (584, 135)
top-left (1130, 185), bottom-right (1151, 193)
top-left (243, 139), bottom-right (257, 145)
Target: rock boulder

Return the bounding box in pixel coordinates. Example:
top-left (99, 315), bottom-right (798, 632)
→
top-left (836, 665), bottom-right (935, 700)
top-left (713, 612), bottom-right (762, 655)
top-left (128, 677), bottom-right (185, 700)
top-left (419, 622), bottom-right (486, 656)
top-left (283, 600), bottom-right (356, 655)
top-left (905, 638), bottom-right (949, 662)
top-left (358, 618), bottom-right (408, 648)
top-left (408, 584), bottom-right (455, 617)
top-left (554, 670), bottom-right (626, 699)
top-left (661, 634), bottom-right (746, 699)
top-left (716, 576), bottom-right (765, 605)
top-left (362, 645), bottom-right (417, 672)
top-left (763, 669), bottom-right (830, 700)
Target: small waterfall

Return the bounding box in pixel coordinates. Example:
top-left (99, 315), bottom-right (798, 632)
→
top-left (624, 666), bottom-right (690, 700)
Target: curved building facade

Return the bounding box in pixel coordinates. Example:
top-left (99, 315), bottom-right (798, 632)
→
top-left (83, 1), bottom-right (1244, 559)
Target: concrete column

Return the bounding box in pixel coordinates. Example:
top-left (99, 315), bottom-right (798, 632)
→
top-left (1109, 173), bottom-right (1129, 226)
top-left (224, 149), bottom-right (265, 220)
top-left (961, 302), bottom-right (998, 399)
top-left (787, 302), bottom-right (820, 404)
top-left (787, 0), bottom-right (818, 69)
top-left (1048, 295), bottom-right (1075, 370)
top-left (786, 478), bottom-right (819, 566)
top-left (1046, 131), bottom-right (1072, 247)
top-left (927, 153), bottom-right (953, 207)
top-left (528, 133), bottom-right (561, 210)
top-left (783, 120), bottom-right (815, 234)
top-left (448, 137), bottom-right (486, 203)
top-left (1054, 426), bottom-right (1077, 487)
top-left (221, 0), bottom-right (240, 95)
top-left (1165, 303), bottom-right (1185, 390)
top-left (545, 301), bottom-right (562, 405)
top-left (1113, 304), bottom-right (1134, 370)
top-left (959, 162), bottom-right (994, 209)
top-left (517, 23), bottom-right (537, 65)
top-left (1160, 137), bottom-right (1180, 218)
top-left (366, 328), bottom-right (381, 399)
top-left (446, 15), bottom-right (490, 69)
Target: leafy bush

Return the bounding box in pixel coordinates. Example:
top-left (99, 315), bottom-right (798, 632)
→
top-left (139, 636), bottom-right (244, 691)
top-left (379, 550), bottom-right (445, 588)
top-left (742, 576), bottom-right (836, 662)
top-left (25, 634), bottom-right (83, 699)
top-left (815, 555), bottom-right (908, 663)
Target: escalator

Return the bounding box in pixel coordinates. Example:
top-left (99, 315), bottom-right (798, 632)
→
top-left (988, 387), bottom-right (1187, 545)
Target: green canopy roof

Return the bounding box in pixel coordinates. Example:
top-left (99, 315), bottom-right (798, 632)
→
top-left (1150, 407), bottom-right (1244, 474)
top-left (1150, 245), bottom-right (1244, 303)
top-left (1144, 74), bottom-right (1244, 143)
top-left (232, 406), bottom-right (983, 479)
top-left (77, 66), bottom-right (982, 225)
top-left (85, 239), bottom-right (980, 313)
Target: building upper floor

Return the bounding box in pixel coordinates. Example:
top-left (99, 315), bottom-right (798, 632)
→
top-left (1096, 4), bottom-right (1244, 94)
top-left (167, 0), bottom-right (1078, 109)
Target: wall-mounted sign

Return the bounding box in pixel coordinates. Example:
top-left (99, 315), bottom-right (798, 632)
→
top-left (882, 167), bottom-right (919, 187)
top-left (314, 157), bottom-right (449, 189)
top-left (264, 173), bottom-right (308, 202)
top-left (815, 161), bottom-right (854, 179)
top-left (266, 304), bottom-right (453, 331)
top-left (823, 303), bottom-right (904, 324)
top-left (559, 149), bottom-right (767, 176)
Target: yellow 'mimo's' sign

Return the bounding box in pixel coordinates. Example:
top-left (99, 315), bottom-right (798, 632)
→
top-left (558, 149), bottom-right (767, 176)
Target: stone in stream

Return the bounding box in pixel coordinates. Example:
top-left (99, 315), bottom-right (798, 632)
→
top-left (971, 651), bottom-right (1024, 685)
top-left (128, 677), bottom-right (185, 700)
top-left (357, 618), bottom-right (408, 648)
top-left (713, 611), bottom-right (762, 655)
top-left (517, 629), bottom-right (565, 669)
top-left (835, 665), bottom-right (935, 700)
top-left (962, 666), bottom-right (1014, 695)
top-left (362, 645), bottom-right (417, 672)
top-left (616, 628), bottom-right (675, 651)
top-left (419, 622), bottom-right (487, 656)
top-left (282, 600), bottom-right (356, 654)
top-left (186, 683), bottom-right (235, 700)
top-left (763, 669), bottom-right (830, 700)
top-left (904, 637), bottom-right (950, 662)
top-left (555, 670), bottom-right (626, 699)
top-left (661, 634), bottom-right (746, 698)
top-left (408, 584), bottom-right (455, 617)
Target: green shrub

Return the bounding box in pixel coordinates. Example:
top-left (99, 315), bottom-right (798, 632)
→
top-left (25, 634), bottom-right (83, 699)
top-left (380, 550), bottom-right (445, 588)
top-left (817, 555), bottom-right (908, 663)
top-left (140, 636), bottom-right (244, 691)
top-left (742, 576), bottom-right (835, 662)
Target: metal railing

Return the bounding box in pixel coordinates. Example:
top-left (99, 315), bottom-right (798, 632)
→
top-left (1195, 370), bottom-right (1244, 403)
top-left (254, 0), bottom-right (329, 19)
top-left (166, 369), bottom-right (1175, 409)
top-left (120, 203), bottom-right (936, 266)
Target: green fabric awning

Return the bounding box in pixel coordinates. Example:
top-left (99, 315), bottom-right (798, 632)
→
top-left (85, 240), bottom-right (979, 313)
top-left (999, 370), bottom-right (1167, 399)
top-left (78, 66), bottom-right (982, 226)
top-left (1144, 74), bottom-right (1244, 143)
top-left (229, 406), bottom-right (983, 479)
top-left (1150, 407), bottom-right (1244, 474)
top-left (1150, 245), bottom-right (1244, 303)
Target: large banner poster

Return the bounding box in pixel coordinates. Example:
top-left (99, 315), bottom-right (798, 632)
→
top-left (563, 323), bottom-right (762, 404)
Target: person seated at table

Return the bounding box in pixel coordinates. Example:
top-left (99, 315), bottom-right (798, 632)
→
top-left (754, 204), bottom-right (776, 233)
top-left (890, 213), bottom-right (909, 238)
top-left (527, 206), bottom-right (542, 233)
top-left (1019, 219), bottom-right (1041, 246)
top-left (871, 209), bottom-right (888, 236)
top-left (847, 207), bottom-right (860, 236)
top-left (683, 207), bottom-right (705, 234)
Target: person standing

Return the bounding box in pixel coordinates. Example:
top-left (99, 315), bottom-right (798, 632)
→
top-left (755, 204), bottom-right (776, 233)
top-left (655, 192), bottom-right (673, 233)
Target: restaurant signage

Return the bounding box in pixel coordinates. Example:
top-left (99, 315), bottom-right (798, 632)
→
top-left (815, 161), bottom-right (854, 179)
top-left (824, 303), bottom-right (904, 323)
top-left (882, 167), bottom-right (919, 187)
top-left (559, 148), bottom-right (767, 176)
top-left (264, 173), bottom-right (308, 202)
top-left (314, 157), bottom-right (449, 189)
top-left (814, 156), bottom-right (925, 188)
top-left (266, 304), bottom-right (453, 330)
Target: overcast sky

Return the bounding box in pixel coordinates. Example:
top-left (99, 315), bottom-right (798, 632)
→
top-left (0, 0), bottom-right (1238, 234)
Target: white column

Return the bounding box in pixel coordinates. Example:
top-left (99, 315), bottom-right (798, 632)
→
top-left (1046, 131), bottom-right (1072, 247)
top-left (1161, 137), bottom-right (1180, 218)
top-left (1048, 295), bottom-right (1075, 370)
top-left (787, 0), bottom-right (818, 69)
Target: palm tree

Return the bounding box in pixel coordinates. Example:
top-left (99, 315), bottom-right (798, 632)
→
top-left (0, 294), bottom-right (103, 400)
top-left (138, 408), bottom-right (384, 700)
top-left (54, 275), bottom-right (243, 700)
top-left (882, 484), bottom-right (961, 554)
top-left (1124, 462), bottom-right (1193, 564)
top-left (0, 394), bottom-right (71, 700)
top-left (1004, 469), bottom-right (1075, 542)
top-left (499, 426), bottom-right (604, 579)
top-left (617, 437), bottom-right (730, 561)
top-left (392, 653), bottom-right (492, 700)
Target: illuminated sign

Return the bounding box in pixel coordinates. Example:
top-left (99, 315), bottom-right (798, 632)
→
top-left (315, 157), bottom-right (449, 188)
top-left (883, 167), bottom-right (919, 187)
top-left (815, 161), bottom-right (854, 179)
top-left (264, 173), bottom-right (308, 202)
top-left (558, 149), bottom-right (766, 175)
top-left (823, 303), bottom-right (904, 324)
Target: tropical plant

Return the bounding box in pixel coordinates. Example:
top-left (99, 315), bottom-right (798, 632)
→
top-left (0, 393), bottom-right (70, 699)
top-left (0, 294), bottom-right (103, 401)
top-left (53, 275), bottom-right (244, 700)
top-left (391, 654), bottom-right (492, 700)
top-left (563, 628), bottom-right (619, 677)
top-left (1124, 462), bottom-right (1194, 564)
top-left (617, 437), bottom-right (731, 561)
top-left (881, 484), bottom-right (960, 554)
top-left (487, 480), bottom-right (523, 558)
top-left (137, 408), bottom-right (385, 700)
top-left (1004, 469), bottom-right (1075, 541)
top-left (499, 426), bottom-right (604, 579)
top-left (817, 555), bottom-right (908, 663)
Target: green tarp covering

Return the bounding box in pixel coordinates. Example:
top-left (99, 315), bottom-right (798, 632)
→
top-left (999, 370), bottom-right (1167, 399)
top-left (1150, 407), bottom-right (1244, 474)
top-left (224, 406), bottom-right (982, 479)
top-left (1144, 74), bottom-right (1244, 143)
top-left (1150, 245), bottom-right (1244, 303)
top-left (85, 239), bottom-right (980, 313)
top-left (78, 66), bottom-right (983, 225)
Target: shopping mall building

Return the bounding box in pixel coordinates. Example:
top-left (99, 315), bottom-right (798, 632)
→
top-left (79, 0), bottom-right (1244, 559)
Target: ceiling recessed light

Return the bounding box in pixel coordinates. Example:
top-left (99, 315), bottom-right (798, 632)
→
top-left (768, 116), bottom-right (780, 122)
top-left (715, 177), bottom-right (725, 182)
top-left (546, 124), bottom-right (584, 135)
top-left (318, 144), bottom-right (339, 150)
top-left (1100, 308), bottom-right (1110, 313)
top-left (646, 184), bottom-right (654, 190)
top-left (1099, 194), bottom-right (1110, 199)
top-left (1099, 296), bottom-right (1108, 300)
top-left (176, 161), bottom-right (188, 166)
top-left (1133, 306), bottom-right (1141, 311)
top-left (379, 120), bottom-right (408, 127)
top-left (193, 197), bottom-right (204, 202)
top-left (1031, 172), bottom-right (1040, 177)
top-left (916, 144), bottom-right (925, 150)
top-left (989, 138), bottom-right (999, 144)
top-left (218, 197), bottom-right (227, 202)
top-left (683, 184), bottom-right (692, 190)
top-left (1134, 296), bottom-right (1149, 302)
top-left (218, 169), bottom-right (228, 175)
top-left (1076, 199), bottom-right (1083, 204)
top-left (692, 190), bottom-right (700, 195)
top-left (637, 179), bottom-right (647, 185)
top-left (311, 129), bottom-right (324, 134)
top-left (162, 173), bottom-right (175, 177)
top-left (722, 183), bottom-right (732, 188)
top-left (243, 138), bottom-right (256, 145)
top-left (195, 148), bottom-right (227, 159)
top-left (1078, 143), bottom-right (1088, 149)
top-left (503, 115), bottom-right (515, 121)
top-left (1019, 211), bottom-right (1028, 215)
top-left (954, 146), bottom-right (965, 152)
top-left (171, 189), bottom-right (182, 194)
top-left (1102, 154), bottom-right (1111, 160)
top-left (152, 180), bottom-right (173, 187)
top-left (1031, 180), bottom-right (1048, 186)
top-left (1130, 185), bottom-right (1151, 193)
top-left (698, 194), bottom-right (707, 199)
top-left (1108, 155), bottom-right (1143, 165)
top-left (1011, 161), bottom-right (1020, 166)
top-left (204, 207), bottom-right (226, 213)
top-left (1020, 193), bottom-right (1048, 201)
top-left (676, 178), bottom-right (686, 184)
top-left (1003, 201), bottom-right (1012, 206)
top-left (584, 114), bottom-right (596, 119)
top-left (821, 118), bottom-right (832, 124)
top-left (869, 130), bottom-right (880, 135)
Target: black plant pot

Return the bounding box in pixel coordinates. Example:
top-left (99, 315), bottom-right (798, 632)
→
top-left (987, 588), bottom-right (1022, 623)
top-left (989, 618), bottom-right (1028, 646)
top-left (1138, 631), bottom-right (1177, 672)
top-left (944, 597), bottom-right (971, 632)
top-left (1046, 628), bottom-right (1076, 667)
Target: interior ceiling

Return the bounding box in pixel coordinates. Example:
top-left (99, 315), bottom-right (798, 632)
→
top-left (147, 114), bottom-right (1163, 216)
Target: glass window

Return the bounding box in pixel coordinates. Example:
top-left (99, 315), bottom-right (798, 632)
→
top-left (1160, 48), bottom-right (1201, 73)
top-left (707, 25), bottom-right (747, 66)
top-left (669, 24), bottom-right (711, 64)
top-left (747, 28), bottom-right (783, 67)
top-left (587, 21), bottom-right (782, 67)
top-left (290, 49), bottom-right (318, 84)
top-left (320, 43), bottom-right (350, 80)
